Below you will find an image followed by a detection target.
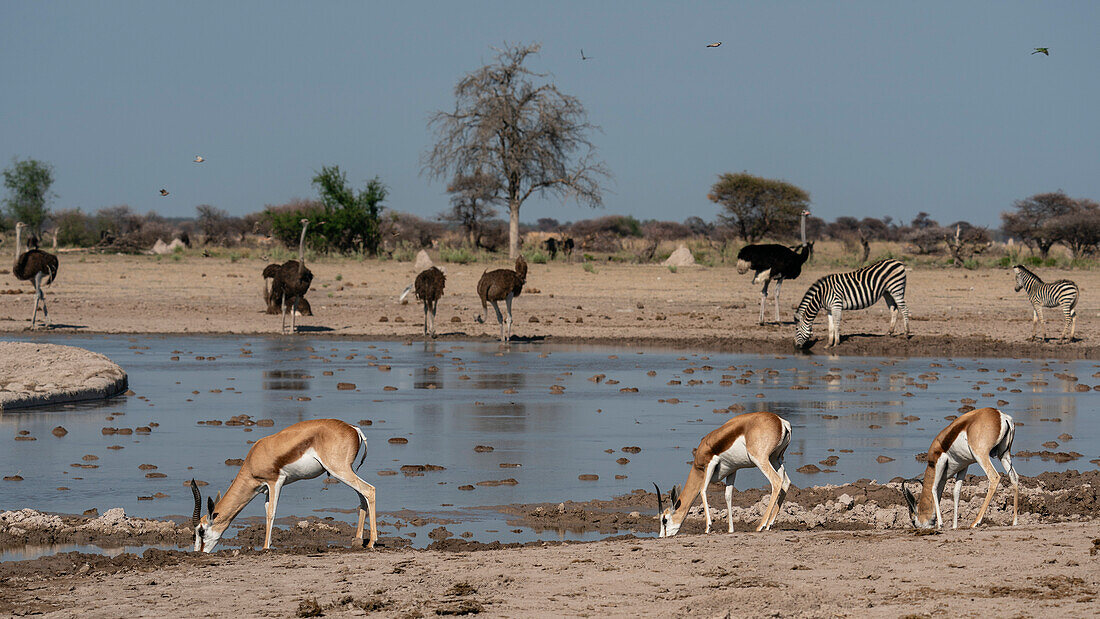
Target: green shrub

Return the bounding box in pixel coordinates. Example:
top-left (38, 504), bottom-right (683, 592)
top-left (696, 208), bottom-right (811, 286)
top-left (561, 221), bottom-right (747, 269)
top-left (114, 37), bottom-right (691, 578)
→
top-left (441, 246), bottom-right (475, 264)
top-left (583, 262), bottom-right (596, 273)
top-left (668, 265), bottom-right (678, 273)
top-left (523, 249), bottom-right (549, 264)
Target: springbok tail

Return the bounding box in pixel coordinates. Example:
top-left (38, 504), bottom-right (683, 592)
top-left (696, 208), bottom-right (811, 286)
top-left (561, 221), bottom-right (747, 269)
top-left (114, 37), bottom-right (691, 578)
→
top-left (353, 426), bottom-right (368, 472)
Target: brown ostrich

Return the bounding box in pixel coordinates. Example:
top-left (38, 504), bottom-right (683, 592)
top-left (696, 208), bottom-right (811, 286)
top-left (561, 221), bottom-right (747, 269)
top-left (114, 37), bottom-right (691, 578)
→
top-left (413, 266), bottom-right (446, 338)
top-left (262, 219), bottom-right (313, 333)
top-left (262, 275), bottom-right (312, 317)
top-left (476, 256), bottom-right (527, 342)
top-left (12, 222), bottom-right (59, 329)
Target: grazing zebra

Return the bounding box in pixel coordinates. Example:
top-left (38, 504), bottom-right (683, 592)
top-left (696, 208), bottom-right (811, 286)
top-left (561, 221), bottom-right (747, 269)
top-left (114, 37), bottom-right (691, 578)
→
top-left (794, 259), bottom-right (910, 348)
top-left (1012, 264), bottom-right (1078, 342)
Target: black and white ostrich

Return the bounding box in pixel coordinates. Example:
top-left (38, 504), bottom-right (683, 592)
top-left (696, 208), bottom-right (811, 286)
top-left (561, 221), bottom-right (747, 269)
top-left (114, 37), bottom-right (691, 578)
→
top-left (412, 266), bottom-right (446, 338)
top-left (476, 256), bottom-right (527, 342)
top-left (12, 222), bottom-right (59, 329)
top-left (735, 210), bottom-right (813, 324)
top-left (261, 218), bottom-right (313, 333)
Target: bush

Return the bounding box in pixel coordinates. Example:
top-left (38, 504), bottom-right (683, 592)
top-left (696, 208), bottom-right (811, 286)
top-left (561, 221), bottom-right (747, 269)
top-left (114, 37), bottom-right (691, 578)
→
top-left (266, 167), bottom-right (387, 254)
top-left (523, 249), bottom-right (548, 264)
top-left (441, 246), bottom-right (475, 264)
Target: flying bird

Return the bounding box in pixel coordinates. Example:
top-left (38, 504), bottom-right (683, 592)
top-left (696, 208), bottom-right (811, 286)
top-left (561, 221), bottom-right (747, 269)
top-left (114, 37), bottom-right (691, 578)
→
top-left (580, 49), bottom-right (590, 60)
top-left (706, 42), bottom-right (722, 48)
top-left (1031, 47), bottom-right (1049, 55)
top-left (194, 155), bottom-right (205, 163)
top-left (159, 189), bottom-right (169, 196)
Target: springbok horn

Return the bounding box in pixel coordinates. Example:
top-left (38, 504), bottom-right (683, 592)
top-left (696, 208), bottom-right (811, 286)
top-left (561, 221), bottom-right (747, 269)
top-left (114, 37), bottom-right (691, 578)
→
top-left (190, 479), bottom-right (202, 528)
top-left (653, 483), bottom-right (663, 514)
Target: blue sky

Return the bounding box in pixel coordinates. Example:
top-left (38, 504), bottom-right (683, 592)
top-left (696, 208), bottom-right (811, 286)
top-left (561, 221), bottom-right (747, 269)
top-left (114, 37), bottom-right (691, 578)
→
top-left (3, 2), bottom-right (1097, 228)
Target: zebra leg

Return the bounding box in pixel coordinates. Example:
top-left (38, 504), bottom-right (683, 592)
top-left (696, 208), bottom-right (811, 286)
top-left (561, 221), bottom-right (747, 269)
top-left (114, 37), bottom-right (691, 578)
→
top-left (832, 308), bottom-right (843, 346)
top-left (1029, 305), bottom-right (1039, 341)
top-left (1035, 305), bottom-right (1045, 342)
top-left (1060, 306), bottom-right (1072, 342)
top-left (883, 293), bottom-right (898, 335)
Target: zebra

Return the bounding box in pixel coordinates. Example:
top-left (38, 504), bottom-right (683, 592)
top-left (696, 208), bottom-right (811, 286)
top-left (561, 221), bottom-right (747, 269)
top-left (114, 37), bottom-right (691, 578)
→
top-left (794, 258), bottom-right (910, 348)
top-left (1012, 264), bottom-right (1078, 342)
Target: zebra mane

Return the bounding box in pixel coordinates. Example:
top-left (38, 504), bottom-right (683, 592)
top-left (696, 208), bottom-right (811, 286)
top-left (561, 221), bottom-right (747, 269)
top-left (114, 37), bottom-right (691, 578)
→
top-left (795, 277), bottom-right (827, 323)
top-left (1013, 264), bottom-right (1042, 283)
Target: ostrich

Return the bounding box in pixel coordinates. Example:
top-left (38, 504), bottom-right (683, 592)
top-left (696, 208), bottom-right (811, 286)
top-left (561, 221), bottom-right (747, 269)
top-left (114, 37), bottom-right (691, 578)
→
top-left (262, 218), bottom-right (313, 333)
top-left (413, 266), bottom-right (446, 338)
top-left (735, 210), bottom-right (813, 325)
top-left (262, 276), bottom-right (312, 317)
top-left (12, 222), bottom-right (59, 329)
top-left (476, 256), bottom-right (527, 342)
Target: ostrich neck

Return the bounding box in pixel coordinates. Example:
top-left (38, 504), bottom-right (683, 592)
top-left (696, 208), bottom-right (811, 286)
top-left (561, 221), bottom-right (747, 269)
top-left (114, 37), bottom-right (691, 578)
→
top-left (13, 226), bottom-right (21, 267)
top-left (297, 224), bottom-right (309, 271)
top-left (800, 214), bottom-right (807, 244)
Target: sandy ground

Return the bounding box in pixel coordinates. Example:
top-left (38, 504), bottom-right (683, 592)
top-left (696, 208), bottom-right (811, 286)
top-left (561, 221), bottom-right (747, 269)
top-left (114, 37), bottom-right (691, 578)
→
top-left (0, 254), bottom-right (1096, 357)
top-left (2, 522), bottom-right (1097, 617)
top-left (1, 254), bottom-right (1098, 616)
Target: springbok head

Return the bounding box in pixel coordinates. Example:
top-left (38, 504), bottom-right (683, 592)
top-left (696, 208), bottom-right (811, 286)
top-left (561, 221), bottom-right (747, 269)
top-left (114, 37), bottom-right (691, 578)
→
top-left (901, 479), bottom-right (934, 529)
top-left (191, 479), bottom-right (224, 552)
top-left (654, 483), bottom-right (683, 537)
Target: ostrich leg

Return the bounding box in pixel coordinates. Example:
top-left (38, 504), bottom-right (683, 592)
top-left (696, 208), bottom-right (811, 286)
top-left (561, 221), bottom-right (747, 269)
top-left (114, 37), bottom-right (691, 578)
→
top-left (281, 295), bottom-right (290, 334)
top-left (430, 300), bottom-right (438, 338)
top-left (30, 278), bottom-right (42, 329)
top-left (291, 297), bottom-right (301, 333)
top-left (773, 279), bottom-right (782, 323)
top-left (491, 300), bottom-right (505, 342)
top-left (423, 302), bottom-right (429, 336)
top-left (37, 272), bottom-right (50, 327)
top-left (758, 280), bottom-right (771, 325)
top-left (504, 294), bottom-right (514, 341)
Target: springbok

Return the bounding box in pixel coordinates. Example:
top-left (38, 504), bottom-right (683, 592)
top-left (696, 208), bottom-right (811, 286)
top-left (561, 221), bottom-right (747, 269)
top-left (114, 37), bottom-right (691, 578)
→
top-left (903, 407), bottom-right (1019, 530)
top-left (190, 418), bottom-right (377, 552)
top-left (655, 411), bottom-right (792, 536)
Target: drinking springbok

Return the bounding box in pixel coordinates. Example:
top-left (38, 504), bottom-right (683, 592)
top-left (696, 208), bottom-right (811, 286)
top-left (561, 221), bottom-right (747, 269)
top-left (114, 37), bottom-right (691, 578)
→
top-left (655, 411), bottom-right (792, 536)
top-left (903, 407), bottom-right (1019, 529)
top-left (191, 419), bottom-right (376, 552)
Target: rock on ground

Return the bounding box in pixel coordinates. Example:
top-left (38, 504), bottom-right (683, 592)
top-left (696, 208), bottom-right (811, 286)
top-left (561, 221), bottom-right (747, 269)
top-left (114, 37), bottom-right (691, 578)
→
top-left (414, 250), bottom-right (434, 271)
top-left (662, 245), bottom-right (696, 267)
top-left (0, 342), bottom-right (128, 411)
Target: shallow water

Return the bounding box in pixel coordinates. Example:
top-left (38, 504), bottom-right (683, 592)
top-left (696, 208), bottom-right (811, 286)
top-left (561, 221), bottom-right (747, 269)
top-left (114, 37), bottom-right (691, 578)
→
top-left (2, 334), bottom-right (1096, 551)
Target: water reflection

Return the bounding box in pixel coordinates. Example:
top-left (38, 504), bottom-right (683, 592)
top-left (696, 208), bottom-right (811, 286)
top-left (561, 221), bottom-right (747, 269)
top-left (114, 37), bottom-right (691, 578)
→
top-left (2, 333), bottom-right (1096, 553)
top-left (263, 370), bottom-right (311, 391)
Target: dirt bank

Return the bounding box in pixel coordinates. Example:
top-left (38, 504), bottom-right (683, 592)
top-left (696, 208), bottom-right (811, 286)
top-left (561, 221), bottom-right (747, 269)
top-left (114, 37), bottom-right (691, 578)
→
top-left (1, 522), bottom-right (1097, 617)
top-left (2, 471), bottom-right (1097, 616)
top-left (0, 342), bottom-right (128, 411)
top-left (1, 256), bottom-right (1096, 358)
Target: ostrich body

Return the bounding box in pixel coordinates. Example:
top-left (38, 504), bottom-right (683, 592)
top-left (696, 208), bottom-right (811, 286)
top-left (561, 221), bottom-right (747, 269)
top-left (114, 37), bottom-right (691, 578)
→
top-left (736, 242), bottom-right (813, 324)
top-left (414, 266), bottom-right (446, 338)
top-left (476, 256), bottom-right (527, 342)
top-left (262, 219), bottom-right (313, 333)
top-left (262, 269), bottom-right (312, 317)
top-left (12, 222), bottom-right (58, 329)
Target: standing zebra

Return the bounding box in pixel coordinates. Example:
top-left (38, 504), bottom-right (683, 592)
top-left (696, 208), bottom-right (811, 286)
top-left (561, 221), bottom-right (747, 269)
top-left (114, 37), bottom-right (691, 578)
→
top-left (1012, 264), bottom-right (1077, 342)
top-left (794, 258), bottom-right (910, 348)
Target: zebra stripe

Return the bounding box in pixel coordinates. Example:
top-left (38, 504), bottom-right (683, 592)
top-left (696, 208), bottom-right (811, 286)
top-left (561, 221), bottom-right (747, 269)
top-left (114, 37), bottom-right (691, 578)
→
top-left (1012, 265), bottom-right (1078, 341)
top-left (794, 259), bottom-right (910, 348)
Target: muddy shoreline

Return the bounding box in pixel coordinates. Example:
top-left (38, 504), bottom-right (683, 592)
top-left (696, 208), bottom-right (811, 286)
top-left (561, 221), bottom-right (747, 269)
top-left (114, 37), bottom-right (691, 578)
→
top-left (3, 470), bottom-right (1095, 570)
top-left (1, 470), bottom-right (1097, 616)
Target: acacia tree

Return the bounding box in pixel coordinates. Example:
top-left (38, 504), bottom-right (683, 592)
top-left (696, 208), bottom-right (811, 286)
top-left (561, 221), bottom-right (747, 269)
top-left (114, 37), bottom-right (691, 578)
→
top-left (2, 158), bottom-right (55, 232)
top-left (440, 171), bottom-right (500, 247)
top-left (1049, 199), bottom-right (1100, 258)
top-left (707, 173), bottom-right (810, 242)
top-left (1001, 192), bottom-right (1076, 258)
top-left (423, 42), bottom-right (610, 258)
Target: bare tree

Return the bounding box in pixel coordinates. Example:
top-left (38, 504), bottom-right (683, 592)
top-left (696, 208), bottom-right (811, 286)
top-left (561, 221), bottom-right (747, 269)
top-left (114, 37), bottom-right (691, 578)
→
top-left (423, 42), bottom-right (610, 258)
top-left (440, 171), bottom-right (500, 247)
